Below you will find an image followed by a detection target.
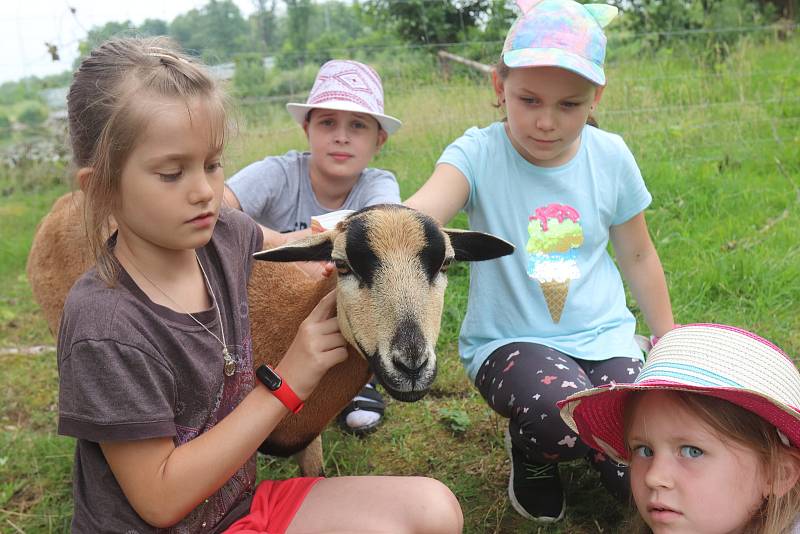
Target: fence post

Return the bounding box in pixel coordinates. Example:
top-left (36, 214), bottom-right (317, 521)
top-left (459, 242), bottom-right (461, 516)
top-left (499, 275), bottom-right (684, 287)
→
top-left (436, 50), bottom-right (492, 77)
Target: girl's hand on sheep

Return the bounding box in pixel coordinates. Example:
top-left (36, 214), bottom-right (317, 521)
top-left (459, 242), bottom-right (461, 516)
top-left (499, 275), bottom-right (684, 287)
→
top-left (277, 290), bottom-right (348, 400)
top-left (295, 260), bottom-right (335, 280)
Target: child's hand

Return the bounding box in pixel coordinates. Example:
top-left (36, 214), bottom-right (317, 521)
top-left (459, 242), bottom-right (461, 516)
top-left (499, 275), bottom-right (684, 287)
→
top-left (277, 290), bottom-right (348, 399)
top-left (650, 324), bottom-right (681, 347)
top-left (291, 223), bottom-right (335, 279)
top-left (295, 261), bottom-right (335, 280)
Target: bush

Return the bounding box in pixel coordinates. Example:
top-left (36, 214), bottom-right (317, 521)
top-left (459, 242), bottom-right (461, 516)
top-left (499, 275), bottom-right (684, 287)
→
top-left (16, 102), bottom-right (49, 128)
top-left (233, 53), bottom-right (268, 97)
top-left (612, 0), bottom-right (777, 60)
top-left (0, 111), bottom-right (10, 139)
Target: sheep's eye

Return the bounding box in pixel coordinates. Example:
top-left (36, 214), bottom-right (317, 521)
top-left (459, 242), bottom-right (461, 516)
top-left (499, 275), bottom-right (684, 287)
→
top-left (440, 257), bottom-right (454, 273)
top-left (334, 259), bottom-right (352, 276)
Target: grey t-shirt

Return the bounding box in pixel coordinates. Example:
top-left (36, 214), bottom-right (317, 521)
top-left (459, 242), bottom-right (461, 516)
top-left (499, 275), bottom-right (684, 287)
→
top-left (57, 208), bottom-right (263, 533)
top-left (226, 150), bottom-right (401, 232)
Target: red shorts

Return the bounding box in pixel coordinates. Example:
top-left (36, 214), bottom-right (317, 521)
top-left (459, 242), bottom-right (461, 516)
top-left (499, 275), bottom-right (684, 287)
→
top-left (224, 477), bottom-right (323, 534)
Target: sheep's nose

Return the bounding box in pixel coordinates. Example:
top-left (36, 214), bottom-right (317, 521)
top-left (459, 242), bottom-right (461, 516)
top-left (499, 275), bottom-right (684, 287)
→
top-left (390, 318), bottom-right (429, 375)
top-left (393, 357), bottom-right (429, 380)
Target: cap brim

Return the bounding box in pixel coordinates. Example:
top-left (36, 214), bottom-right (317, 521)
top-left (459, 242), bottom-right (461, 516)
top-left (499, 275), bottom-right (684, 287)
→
top-left (558, 381), bottom-right (800, 465)
top-left (502, 48), bottom-right (606, 86)
top-left (286, 100), bottom-right (402, 135)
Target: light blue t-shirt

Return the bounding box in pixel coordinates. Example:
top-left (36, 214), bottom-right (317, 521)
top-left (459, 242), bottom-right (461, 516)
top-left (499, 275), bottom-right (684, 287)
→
top-left (439, 122), bottom-right (652, 381)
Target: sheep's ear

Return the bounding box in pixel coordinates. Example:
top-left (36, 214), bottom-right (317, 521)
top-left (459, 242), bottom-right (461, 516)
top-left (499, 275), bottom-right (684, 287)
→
top-left (254, 232), bottom-right (334, 262)
top-left (443, 229), bottom-right (515, 261)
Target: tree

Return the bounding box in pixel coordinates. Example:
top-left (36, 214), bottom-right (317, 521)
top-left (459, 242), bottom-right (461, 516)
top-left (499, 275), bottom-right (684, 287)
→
top-left (139, 18), bottom-right (169, 37)
top-left (77, 20), bottom-right (136, 64)
top-left (251, 0), bottom-right (280, 53)
top-left (286, 0), bottom-right (313, 55)
top-left (364, 0), bottom-right (492, 45)
top-left (483, 0), bottom-right (516, 42)
top-left (0, 111), bottom-right (11, 138)
top-left (17, 102), bottom-right (49, 127)
top-left (73, 18), bottom-right (168, 68)
top-left (608, 0), bottom-right (775, 52)
top-left (233, 53), bottom-right (267, 96)
top-left (170, 0), bottom-right (251, 62)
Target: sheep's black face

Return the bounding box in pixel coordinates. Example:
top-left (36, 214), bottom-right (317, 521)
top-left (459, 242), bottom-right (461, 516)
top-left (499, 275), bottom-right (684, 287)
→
top-left (253, 204), bottom-right (515, 403)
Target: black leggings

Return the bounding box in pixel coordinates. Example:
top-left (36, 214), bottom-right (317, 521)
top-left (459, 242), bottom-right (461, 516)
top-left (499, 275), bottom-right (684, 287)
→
top-left (475, 342), bottom-right (642, 499)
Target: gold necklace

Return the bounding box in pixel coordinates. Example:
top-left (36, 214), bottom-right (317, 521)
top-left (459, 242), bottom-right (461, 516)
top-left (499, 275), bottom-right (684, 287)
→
top-left (122, 251), bottom-right (236, 377)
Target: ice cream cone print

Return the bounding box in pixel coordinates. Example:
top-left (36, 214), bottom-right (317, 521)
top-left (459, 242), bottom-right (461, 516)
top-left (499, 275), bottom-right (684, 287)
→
top-left (526, 203), bottom-right (584, 324)
top-left (539, 280), bottom-right (570, 323)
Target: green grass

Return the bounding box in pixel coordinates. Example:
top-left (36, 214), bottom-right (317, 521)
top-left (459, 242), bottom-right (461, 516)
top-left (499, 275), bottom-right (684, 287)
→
top-left (1, 34), bottom-right (799, 533)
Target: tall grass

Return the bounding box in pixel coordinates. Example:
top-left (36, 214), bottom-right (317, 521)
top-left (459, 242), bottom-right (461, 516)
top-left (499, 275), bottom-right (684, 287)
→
top-left (1, 33), bottom-right (798, 533)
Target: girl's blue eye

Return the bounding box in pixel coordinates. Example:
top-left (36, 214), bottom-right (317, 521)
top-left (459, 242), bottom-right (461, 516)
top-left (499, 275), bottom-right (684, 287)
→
top-left (206, 162), bottom-right (223, 173)
top-left (521, 97), bottom-right (538, 105)
top-left (562, 102), bottom-right (579, 108)
top-left (633, 445), bottom-right (653, 458)
top-left (680, 446), bottom-right (703, 458)
top-left (320, 119), bottom-right (335, 127)
top-left (352, 121), bottom-right (367, 129)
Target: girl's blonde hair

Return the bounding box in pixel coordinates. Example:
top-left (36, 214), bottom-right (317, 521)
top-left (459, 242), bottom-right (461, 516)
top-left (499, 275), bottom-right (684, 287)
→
top-left (624, 391), bottom-right (800, 534)
top-left (67, 36), bottom-right (229, 285)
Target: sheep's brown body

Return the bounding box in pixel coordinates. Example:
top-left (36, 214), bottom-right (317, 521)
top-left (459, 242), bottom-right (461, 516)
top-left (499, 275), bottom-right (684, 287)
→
top-left (29, 192), bottom-right (513, 477)
top-left (27, 191), bottom-right (369, 476)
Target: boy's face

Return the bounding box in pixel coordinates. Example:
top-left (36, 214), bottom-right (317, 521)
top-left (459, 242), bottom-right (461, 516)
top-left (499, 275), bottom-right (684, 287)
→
top-left (626, 391), bottom-right (768, 534)
top-left (493, 66), bottom-right (602, 167)
top-left (304, 109), bottom-right (387, 184)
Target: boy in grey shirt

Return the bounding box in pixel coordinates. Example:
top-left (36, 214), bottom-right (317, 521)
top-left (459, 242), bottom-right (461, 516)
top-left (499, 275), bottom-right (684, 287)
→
top-left (224, 59), bottom-right (403, 435)
top-left (227, 149), bottom-right (399, 235)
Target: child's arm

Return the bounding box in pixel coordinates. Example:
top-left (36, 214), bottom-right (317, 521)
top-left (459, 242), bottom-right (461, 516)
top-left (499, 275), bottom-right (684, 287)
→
top-left (609, 212), bottom-right (674, 338)
top-left (223, 184), bottom-right (310, 250)
top-left (260, 226), bottom-right (333, 279)
top-left (224, 185), bottom-right (286, 248)
top-left (100, 291), bottom-right (346, 528)
top-left (222, 185), bottom-right (242, 210)
top-left (404, 163), bottom-right (470, 226)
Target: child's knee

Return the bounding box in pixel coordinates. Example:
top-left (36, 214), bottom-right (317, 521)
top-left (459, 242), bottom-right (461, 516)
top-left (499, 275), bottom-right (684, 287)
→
top-left (414, 477), bottom-right (463, 533)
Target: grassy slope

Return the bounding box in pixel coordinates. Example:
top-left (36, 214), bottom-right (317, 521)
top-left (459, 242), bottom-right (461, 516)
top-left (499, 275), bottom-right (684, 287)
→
top-left (1, 35), bottom-right (798, 533)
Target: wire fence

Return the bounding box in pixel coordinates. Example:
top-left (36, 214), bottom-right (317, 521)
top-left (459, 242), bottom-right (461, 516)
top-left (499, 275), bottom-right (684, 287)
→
top-left (1, 20), bottom-right (796, 70)
top-left (1, 24), bottom-right (798, 174)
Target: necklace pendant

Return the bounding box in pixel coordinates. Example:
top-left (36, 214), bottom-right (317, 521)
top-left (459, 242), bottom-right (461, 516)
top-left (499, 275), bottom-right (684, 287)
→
top-left (223, 347), bottom-right (236, 376)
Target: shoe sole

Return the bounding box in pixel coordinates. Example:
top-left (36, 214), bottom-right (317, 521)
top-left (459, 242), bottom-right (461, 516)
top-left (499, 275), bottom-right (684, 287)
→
top-left (504, 429), bottom-right (566, 523)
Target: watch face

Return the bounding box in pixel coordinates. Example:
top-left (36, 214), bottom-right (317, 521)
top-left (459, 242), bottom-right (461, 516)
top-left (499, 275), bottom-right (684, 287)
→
top-left (257, 365), bottom-right (282, 391)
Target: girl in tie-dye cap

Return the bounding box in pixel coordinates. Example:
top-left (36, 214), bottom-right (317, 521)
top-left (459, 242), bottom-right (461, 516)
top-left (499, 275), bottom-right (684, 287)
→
top-left (406, 0), bottom-right (675, 522)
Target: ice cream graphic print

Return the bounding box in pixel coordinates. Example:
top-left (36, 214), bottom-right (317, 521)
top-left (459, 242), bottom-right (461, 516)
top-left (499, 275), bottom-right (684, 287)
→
top-left (526, 203), bottom-right (584, 323)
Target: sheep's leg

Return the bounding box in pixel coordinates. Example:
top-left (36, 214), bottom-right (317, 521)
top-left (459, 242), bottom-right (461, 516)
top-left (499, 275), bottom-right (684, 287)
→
top-left (293, 435), bottom-right (324, 477)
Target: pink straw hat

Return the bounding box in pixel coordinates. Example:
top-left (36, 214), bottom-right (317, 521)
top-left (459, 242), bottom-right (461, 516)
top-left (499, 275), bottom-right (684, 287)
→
top-left (558, 323), bottom-right (800, 465)
top-left (286, 59), bottom-right (402, 135)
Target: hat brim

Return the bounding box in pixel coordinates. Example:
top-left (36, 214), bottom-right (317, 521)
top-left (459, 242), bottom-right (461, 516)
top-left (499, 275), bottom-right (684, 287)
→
top-left (286, 100), bottom-right (402, 135)
top-left (503, 48), bottom-right (606, 86)
top-left (558, 381), bottom-right (800, 465)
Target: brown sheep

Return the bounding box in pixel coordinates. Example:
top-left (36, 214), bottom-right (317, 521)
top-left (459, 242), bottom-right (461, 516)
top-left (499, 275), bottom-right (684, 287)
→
top-left (27, 192), bottom-right (513, 475)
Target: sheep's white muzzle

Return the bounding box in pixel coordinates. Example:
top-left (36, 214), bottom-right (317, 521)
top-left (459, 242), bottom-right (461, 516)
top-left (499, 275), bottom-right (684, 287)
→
top-left (374, 346), bottom-right (438, 402)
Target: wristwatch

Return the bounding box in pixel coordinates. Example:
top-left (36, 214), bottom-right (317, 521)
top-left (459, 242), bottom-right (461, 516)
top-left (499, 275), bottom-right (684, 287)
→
top-left (256, 364), bottom-right (304, 414)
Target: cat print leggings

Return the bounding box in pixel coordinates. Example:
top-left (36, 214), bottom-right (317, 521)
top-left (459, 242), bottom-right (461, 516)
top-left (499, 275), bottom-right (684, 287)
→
top-left (475, 342), bottom-right (643, 500)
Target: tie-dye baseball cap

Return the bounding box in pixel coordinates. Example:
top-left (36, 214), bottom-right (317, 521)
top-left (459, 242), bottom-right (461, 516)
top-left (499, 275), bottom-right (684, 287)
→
top-left (502, 0), bottom-right (618, 86)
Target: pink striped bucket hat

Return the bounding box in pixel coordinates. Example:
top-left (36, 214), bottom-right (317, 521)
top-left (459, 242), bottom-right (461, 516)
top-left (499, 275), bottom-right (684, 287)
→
top-left (286, 59), bottom-right (402, 134)
top-left (558, 324), bottom-right (800, 464)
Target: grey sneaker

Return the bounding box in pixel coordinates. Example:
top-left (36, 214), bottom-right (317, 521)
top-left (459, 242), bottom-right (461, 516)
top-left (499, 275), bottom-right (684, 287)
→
top-left (504, 428), bottom-right (566, 522)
